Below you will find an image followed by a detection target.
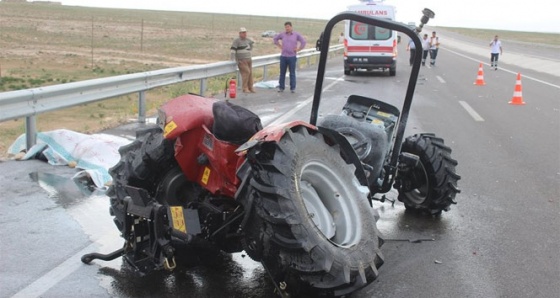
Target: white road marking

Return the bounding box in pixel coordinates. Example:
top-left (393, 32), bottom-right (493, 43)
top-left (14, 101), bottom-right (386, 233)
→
top-left (11, 240), bottom-right (102, 298)
top-left (436, 76), bottom-right (446, 83)
top-left (265, 76), bottom-right (343, 126)
top-left (459, 101), bottom-right (485, 121)
top-left (11, 195), bottom-right (121, 298)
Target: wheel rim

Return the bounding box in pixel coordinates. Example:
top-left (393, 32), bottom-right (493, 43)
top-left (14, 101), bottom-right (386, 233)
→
top-left (403, 161), bottom-right (429, 205)
top-left (299, 160), bottom-right (362, 247)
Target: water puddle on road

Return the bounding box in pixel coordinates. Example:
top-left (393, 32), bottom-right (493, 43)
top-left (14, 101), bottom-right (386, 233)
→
top-left (29, 171), bottom-right (102, 207)
top-left (29, 170), bottom-right (123, 266)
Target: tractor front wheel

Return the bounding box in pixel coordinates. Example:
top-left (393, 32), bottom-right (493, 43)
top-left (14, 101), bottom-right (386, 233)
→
top-left (395, 133), bottom-right (461, 215)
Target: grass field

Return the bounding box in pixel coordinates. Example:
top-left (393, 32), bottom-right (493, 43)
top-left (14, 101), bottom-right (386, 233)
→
top-left (1, 2), bottom-right (558, 158)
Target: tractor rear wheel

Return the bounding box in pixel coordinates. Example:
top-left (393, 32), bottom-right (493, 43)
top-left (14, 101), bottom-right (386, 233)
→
top-left (246, 126), bottom-right (383, 297)
top-left (395, 133), bottom-right (461, 215)
top-left (107, 126), bottom-right (178, 234)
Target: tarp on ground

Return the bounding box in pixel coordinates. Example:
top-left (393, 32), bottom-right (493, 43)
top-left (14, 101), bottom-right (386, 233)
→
top-left (253, 80), bottom-right (279, 89)
top-left (7, 129), bottom-right (132, 188)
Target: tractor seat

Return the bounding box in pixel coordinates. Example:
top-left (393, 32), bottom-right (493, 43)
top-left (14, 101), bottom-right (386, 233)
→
top-left (212, 100), bottom-right (263, 145)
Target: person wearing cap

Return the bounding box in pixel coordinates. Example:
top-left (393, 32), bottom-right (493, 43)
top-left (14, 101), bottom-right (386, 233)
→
top-left (230, 27), bottom-right (256, 93)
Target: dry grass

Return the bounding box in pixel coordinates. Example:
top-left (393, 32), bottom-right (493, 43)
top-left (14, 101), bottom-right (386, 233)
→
top-left (0, 2), bottom-right (343, 158)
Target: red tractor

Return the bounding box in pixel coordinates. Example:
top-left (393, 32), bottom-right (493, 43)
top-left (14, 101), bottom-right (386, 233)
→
top-left (82, 11), bottom-right (459, 297)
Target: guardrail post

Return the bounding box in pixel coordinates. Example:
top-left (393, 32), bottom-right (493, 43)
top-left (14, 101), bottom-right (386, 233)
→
top-left (138, 91), bottom-right (146, 124)
top-left (263, 65), bottom-right (268, 81)
top-left (25, 116), bottom-right (37, 150)
top-left (200, 78), bottom-right (208, 96)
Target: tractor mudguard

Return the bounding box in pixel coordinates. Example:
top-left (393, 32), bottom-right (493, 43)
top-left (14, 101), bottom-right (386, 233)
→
top-left (236, 120), bottom-right (316, 153)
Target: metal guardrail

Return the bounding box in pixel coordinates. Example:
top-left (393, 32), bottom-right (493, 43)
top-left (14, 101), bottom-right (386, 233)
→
top-left (0, 44), bottom-right (343, 149)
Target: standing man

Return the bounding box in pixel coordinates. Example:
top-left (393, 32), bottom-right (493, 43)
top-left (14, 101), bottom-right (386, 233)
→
top-left (338, 32), bottom-right (344, 43)
top-left (489, 35), bottom-right (503, 70)
top-left (230, 27), bottom-right (255, 93)
top-left (406, 35), bottom-right (417, 66)
top-left (421, 34), bottom-right (430, 66)
top-left (429, 31), bottom-right (440, 66)
top-left (273, 21), bottom-right (307, 93)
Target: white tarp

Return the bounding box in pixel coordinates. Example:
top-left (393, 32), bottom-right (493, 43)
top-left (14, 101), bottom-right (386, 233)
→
top-left (253, 80), bottom-right (279, 89)
top-left (8, 129), bottom-right (132, 188)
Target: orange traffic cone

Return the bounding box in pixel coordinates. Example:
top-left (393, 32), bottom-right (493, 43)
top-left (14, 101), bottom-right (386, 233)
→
top-left (509, 73), bottom-right (526, 105)
top-left (473, 63), bottom-right (486, 85)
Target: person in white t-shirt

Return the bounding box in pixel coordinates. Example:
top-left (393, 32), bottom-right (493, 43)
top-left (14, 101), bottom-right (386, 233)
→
top-left (489, 35), bottom-right (503, 70)
top-left (429, 31), bottom-right (440, 66)
top-left (421, 34), bottom-right (430, 66)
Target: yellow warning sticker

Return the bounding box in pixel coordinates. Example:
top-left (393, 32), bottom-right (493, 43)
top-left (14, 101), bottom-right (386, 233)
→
top-left (201, 167), bottom-right (211, 185)
top-left (376, 111), bottom-right (391, 118)
top-left (163, 121), bottom-right (177, 137)
top-left (170, 206), bottom-right (187, 234)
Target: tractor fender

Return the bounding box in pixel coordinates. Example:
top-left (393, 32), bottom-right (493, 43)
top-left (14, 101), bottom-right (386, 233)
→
top-left (235, 120), bottom-right (316, 154)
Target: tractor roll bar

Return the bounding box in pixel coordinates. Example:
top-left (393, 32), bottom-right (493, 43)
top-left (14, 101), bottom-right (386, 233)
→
top-left (311, 11), bottom-right (427, 181)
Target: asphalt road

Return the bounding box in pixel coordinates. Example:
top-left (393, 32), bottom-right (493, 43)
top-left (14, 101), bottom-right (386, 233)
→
top-left (1, 29), bottom-right (559, 298)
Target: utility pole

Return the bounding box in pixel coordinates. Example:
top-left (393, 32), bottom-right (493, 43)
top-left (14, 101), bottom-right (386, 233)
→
top-left (91, 16), bottom-right (94, 69)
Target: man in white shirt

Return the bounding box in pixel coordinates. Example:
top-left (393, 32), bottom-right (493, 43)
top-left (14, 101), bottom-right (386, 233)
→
top-left (489, 35), bottom-right (503, 70)
top-left (429, 31), bottom-right (440, 66)
top-left (421, 34), bottom-right (430, 66)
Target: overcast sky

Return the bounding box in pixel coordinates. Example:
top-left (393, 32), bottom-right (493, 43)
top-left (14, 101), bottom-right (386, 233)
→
top-left (31, 0), bottom-right (559, 33)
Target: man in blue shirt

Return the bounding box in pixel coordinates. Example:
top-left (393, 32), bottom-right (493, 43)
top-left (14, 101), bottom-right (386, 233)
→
top-left (273, 21), bottom-right (307, 93)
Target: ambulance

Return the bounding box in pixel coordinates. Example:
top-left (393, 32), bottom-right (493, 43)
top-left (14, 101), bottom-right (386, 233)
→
top-left (343, 0), bottom-right (398, 76)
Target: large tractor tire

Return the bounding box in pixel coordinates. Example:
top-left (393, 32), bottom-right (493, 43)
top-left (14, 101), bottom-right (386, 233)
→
top-left (107, 126), bottom-right (180, 234)
top-left (246, 126), bottom-right (383, 297)
top-left (395, 133), bottom-right (461, 215)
